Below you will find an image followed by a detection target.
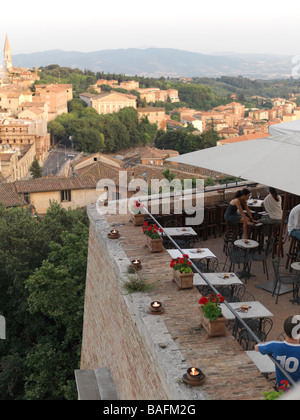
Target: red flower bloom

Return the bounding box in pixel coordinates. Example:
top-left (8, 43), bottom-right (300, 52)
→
top-left (199, 297), bottom-right (209, 305)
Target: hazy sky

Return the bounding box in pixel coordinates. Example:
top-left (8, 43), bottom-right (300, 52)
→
top-left (1, 0), bottom-right (300, 56)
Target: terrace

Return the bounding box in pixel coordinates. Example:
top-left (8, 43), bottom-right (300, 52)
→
top-left (79, 184), bottom-right (300, 400)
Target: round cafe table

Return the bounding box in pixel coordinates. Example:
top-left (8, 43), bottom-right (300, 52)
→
top-left (234, 239), bottom-right (259, 281)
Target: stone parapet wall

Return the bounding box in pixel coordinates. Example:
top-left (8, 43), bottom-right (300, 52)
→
top-left (80, 204), bottom-right (274, 400)
top-left (80, 204), bottom-right (208, 400)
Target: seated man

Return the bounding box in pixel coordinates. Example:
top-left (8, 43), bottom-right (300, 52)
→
top-left (255, 316), bottom-right (300, 387)
top-left (288, 204), bottom-right (300, 241)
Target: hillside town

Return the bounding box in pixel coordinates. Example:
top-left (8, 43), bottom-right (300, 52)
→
top-left (1, 34), bottom-right (300, 195)
top-left (2, 31), bottom-right (300, 402)
top-left (1, 34), bottom-right (300, 216)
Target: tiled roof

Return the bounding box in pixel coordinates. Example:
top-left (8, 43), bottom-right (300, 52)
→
top-left (0, 182), bottom-right (27, 207)
top-left (218, 132), bottom-right (270, 145)
top-left (0, 162), bottom-right (122, 206)
top-left (140, 147), bottom-right (179, 159)
top-left (130, 164), bottom-right (204, 182)
top-left (75, 161), bottom-right (121, 185)
top-left (92, 92), bottom-right (136, 100)
top-left (137, 107), bottom-right (165, 113)
top-left (14, 175), bottom-right (98, 194)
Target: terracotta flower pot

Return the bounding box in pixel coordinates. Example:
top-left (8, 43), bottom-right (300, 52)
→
top-left (131, 213), bottom-right (145, 226)
top-left (173, 269), bottom-right (194, 289)
top-left (146, 236), bottom-right (164, 253)
top-left (199, 306), bottom-right (227, 337)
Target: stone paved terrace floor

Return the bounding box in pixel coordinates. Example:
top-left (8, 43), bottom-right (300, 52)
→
top-left (104, 213), bottom-right (289, 400)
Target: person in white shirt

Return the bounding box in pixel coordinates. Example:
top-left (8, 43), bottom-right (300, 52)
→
top-left (288, 204), bottom-right (300, 241)
top-left (258, 187), bottom-right (283, 234)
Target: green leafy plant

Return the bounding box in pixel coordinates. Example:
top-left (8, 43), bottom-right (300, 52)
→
top-left (170, 254), bottom-right (193, 273)
top-left (263, 380), bottom-right (290, 400)
top-left (199, 294), bottom-right (225, 322)
top-left (123, 275), bottom-right (155, 294)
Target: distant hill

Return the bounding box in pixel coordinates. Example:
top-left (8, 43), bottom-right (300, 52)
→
top-left (12, 48), bottom-right (294, 79)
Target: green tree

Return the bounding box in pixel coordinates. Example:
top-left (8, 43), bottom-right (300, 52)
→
top-left (74, 127), bottom-right (105, 153)
top-left (29, 157), bottom-right (43, 179)
top-left (47, 120), bottom-right (66, 145)
top-left (25, 222), bottom-right (89, 400)
top-left (0, 203), bottom-right (89, 400)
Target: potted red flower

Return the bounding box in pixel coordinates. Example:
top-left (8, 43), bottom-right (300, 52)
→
top-left (170, 254), bottom-right (194, 289)
top-left (143, 221), bottom-right (164, 253)
top-left (199, 294), bottom-right (227, 337)
top-left (131, 200), bottom-right (145, 226)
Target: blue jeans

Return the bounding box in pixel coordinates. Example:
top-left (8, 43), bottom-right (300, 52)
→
top-left (291, 229), bottom-right (300, 241)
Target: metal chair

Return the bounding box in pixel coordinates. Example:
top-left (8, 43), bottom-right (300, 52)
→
top-left (237, 315), bottom-right (273, 351)
top-left (184, 237), bottom-right (202, 249)
top-left (173, 234), bottom-right (196, 249)
top-left (249, 237), bottom-right (274, 280)
top-left (276, 332), bottom-right (286, 342)
top-left (223, 230), bottom-right (238, 258)
top-left (165, 219), bottom-right (181, 228)
top-left (227, 244), bottom-right (252, 273)
top-left (237, 327), bottom-right (268, 351)
top-left (272, 257), bottom-right (298, 304)
top-left (162, 233), bottom-right (175, 249)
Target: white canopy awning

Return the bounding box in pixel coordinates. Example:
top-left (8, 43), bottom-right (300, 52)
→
top-left (166, 120), bottom-right (300, 196)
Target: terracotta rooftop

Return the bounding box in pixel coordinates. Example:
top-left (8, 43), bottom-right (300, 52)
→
top-left (140, 147), bottom-right (179, 159)
top-left (129, 164), bottom-right (205, 182)
top-left (137, 107), bottom-right (165, 113)
top-left (14, 175), bottom-right (98, 194)
top-left (92, 92), bottom-right (136, 100)
top-left (218, 133), bottom-right (270, 145)
top-left (0, 182), bottom-right (27, 207)
top-left (75, 161), bottom-right (121, 185)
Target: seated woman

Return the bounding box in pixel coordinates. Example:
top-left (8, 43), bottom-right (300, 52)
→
top-left (257, 187), bottom-right (282, 234)
top-left (224, 188), bottom-right (256, 239)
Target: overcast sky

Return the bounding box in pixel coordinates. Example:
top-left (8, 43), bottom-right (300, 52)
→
top-left (1, 0), bottom-right (299, 56)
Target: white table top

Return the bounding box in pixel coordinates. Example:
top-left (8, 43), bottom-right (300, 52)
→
top-left (234, 239), bottom-right (259, 249)
top-left (291, 262), bottom-right (300, 271)
top-left (220, 301), bottom-right (273, 321)
top-left (193, 272), bottom-right (243, 287)
top-left (167, 248), bottom-right (216, 260)
top-left (247, 199), bottom-right (264, 208)
top-left (246, 351), bottom-right (276, 374)
top-left (161, 227), bottom-right (197, 236)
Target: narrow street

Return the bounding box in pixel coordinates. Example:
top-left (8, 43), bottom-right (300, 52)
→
top-left (42, 142), bottom-right (78, 176)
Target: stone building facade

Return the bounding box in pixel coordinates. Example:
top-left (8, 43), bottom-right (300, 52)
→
top-left (91, 92), bottom-right (137, 115)
top-left (0, 118), bottom-right (50, 162)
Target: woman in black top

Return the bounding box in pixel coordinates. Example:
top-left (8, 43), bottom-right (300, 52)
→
top-left (224, 188), bottom-right (257, 239)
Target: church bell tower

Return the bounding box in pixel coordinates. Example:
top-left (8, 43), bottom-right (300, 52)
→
top-left (4, 34), bottom-right (12, 73)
